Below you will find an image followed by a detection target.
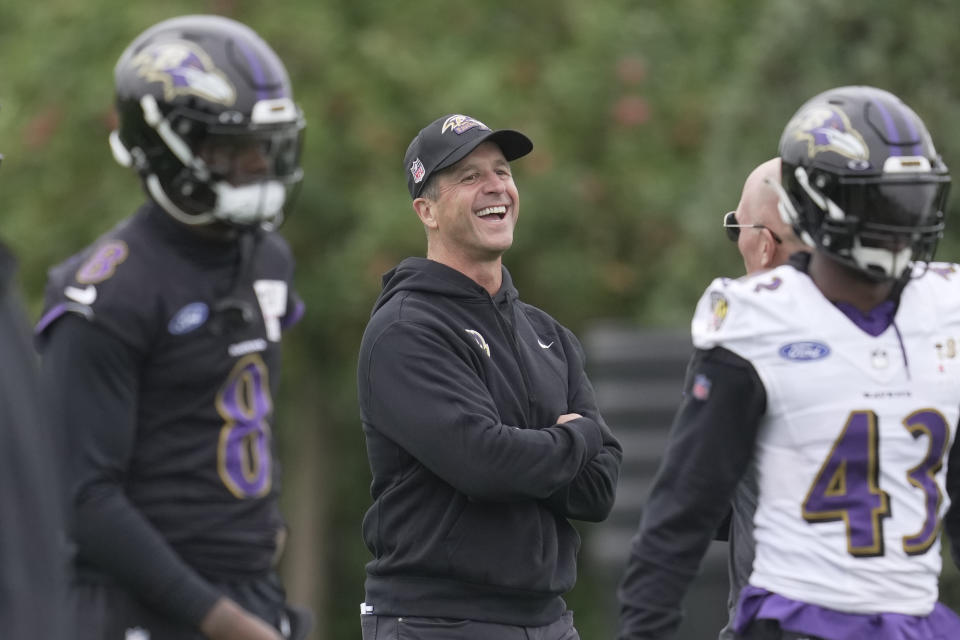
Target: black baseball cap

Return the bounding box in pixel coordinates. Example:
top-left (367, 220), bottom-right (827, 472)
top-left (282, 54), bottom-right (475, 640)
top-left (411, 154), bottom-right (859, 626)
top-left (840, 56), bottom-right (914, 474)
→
top-left (404, 114), bottom-right (533, 199)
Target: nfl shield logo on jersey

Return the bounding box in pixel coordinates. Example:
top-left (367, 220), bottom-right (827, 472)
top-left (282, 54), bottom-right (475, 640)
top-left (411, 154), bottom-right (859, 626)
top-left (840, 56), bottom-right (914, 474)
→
top-left (691, 374), bottom-right (711, 401)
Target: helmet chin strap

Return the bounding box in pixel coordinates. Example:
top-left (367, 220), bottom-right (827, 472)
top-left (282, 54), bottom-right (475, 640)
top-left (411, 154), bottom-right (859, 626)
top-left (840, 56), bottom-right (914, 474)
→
top-left (146, 174), bottom-right (285, 227)
top-left (212, 181), bottom-right (287, 225)
top-left (851, 238), bottom-right (913, 280)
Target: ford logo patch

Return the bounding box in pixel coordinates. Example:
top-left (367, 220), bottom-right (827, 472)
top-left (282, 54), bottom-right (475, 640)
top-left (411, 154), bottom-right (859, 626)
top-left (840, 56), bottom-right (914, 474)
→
top-left (779, 341), bottom-right (830, 361)
top-left (168, 302), bottom-right (209, 335)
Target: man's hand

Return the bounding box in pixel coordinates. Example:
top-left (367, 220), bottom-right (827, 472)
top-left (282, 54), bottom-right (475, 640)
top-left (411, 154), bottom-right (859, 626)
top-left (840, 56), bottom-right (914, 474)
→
top-left (557, 412), bottom-right (583, 424)
top-left (200, 597), bottom-right (282, 640)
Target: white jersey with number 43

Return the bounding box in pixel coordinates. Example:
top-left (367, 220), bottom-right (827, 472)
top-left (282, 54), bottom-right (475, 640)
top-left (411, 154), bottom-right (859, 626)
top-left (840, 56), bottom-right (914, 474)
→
top-left (692, 262), bottom-right (960, 616)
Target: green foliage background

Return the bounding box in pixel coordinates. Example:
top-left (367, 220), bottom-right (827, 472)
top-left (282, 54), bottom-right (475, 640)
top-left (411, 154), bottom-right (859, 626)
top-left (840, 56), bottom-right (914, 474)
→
top-left (3, 1), bottom-right (960, 638)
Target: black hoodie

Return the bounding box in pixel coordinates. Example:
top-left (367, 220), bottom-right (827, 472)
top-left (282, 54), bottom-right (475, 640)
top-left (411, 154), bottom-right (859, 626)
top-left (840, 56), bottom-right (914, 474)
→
top-left (357, 257), bottom-right (622, 625)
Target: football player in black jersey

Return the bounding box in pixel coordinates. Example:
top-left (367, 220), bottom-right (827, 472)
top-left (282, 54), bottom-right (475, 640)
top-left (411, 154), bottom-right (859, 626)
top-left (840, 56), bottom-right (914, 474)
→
top-left (36, 15), bottom-right (311, 640)
top-left (0, 123), bottom-right (69, 640)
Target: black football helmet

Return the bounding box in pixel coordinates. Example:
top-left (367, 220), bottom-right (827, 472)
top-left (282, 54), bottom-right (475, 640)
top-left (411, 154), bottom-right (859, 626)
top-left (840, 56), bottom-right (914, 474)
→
top-left (773, 85), bottom-right (950, 280)
top-left (110, 15), bottom-right (305, 228)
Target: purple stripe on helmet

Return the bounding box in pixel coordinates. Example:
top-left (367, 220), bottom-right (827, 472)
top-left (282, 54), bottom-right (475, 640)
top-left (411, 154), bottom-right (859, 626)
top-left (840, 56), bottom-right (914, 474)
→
top-left (871, 97), bottom-right (902, 156)
top-left (235, 39), bottom-right (270, 100)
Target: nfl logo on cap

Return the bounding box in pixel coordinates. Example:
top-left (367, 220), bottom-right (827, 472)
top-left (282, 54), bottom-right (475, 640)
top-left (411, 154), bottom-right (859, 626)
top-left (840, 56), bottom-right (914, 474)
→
top-left (410, 158), bottom-right (426, 184)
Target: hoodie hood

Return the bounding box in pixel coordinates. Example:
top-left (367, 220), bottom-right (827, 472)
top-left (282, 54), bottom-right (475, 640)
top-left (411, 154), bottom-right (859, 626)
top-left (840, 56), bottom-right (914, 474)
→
top-left (372, 257), bottom-right (517, 316)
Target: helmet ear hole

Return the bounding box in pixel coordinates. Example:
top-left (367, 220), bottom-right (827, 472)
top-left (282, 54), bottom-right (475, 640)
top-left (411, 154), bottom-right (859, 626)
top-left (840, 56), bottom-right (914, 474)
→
top-left (112, 15), bottom-right (305, 228)
top-left (778, 85), bottom-right (950, 280)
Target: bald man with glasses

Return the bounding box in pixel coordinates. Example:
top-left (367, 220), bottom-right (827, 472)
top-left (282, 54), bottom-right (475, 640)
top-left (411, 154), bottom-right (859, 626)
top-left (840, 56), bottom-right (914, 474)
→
top-left (723, 158), bottom-right (808, 275)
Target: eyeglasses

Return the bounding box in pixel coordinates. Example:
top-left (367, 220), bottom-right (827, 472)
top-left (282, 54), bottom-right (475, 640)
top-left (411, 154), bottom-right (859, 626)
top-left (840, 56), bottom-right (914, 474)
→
top-left (723, 210), bottom-right (783, 244)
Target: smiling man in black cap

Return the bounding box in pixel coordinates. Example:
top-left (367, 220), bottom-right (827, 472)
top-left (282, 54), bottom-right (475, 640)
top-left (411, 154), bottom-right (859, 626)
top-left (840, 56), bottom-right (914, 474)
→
top-left (356, 114), bottom-right (622, 640)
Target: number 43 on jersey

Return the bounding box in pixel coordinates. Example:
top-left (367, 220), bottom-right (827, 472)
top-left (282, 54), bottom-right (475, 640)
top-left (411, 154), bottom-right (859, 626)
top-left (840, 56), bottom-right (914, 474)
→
top-left (802, 409), bottom-right (950, 558)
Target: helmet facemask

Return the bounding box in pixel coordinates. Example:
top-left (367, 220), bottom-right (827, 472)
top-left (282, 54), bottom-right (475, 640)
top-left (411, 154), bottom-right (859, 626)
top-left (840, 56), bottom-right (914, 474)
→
top-left (778, 162), bottom-right (949, 281)
top-left (112, 94), bottom-right (304, 229)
